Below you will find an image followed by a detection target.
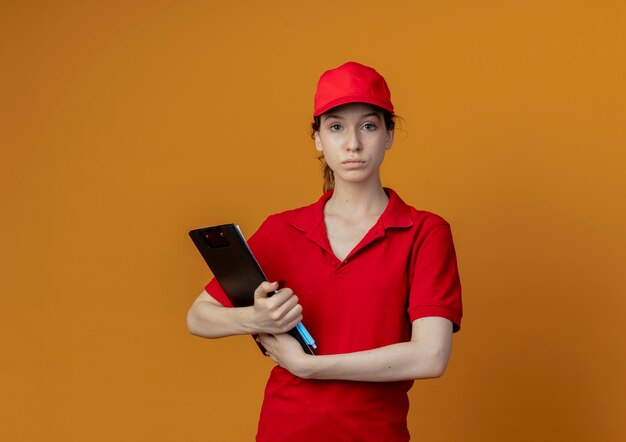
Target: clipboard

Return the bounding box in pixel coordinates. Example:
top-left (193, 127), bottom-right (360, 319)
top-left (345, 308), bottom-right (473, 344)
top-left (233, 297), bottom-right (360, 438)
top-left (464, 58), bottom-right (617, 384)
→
top-left (189, 223), bottom-right (316, 355)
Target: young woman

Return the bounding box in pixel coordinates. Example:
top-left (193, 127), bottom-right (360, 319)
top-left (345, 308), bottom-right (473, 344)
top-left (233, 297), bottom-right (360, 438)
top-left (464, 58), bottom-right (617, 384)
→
top-left (187, 62), bottom-right (463, 441)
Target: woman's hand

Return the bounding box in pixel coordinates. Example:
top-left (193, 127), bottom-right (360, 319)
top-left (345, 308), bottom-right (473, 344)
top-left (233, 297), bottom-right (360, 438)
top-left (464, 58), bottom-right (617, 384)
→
top-left (258, 333), bottom-right (312, 378)
top-left (250, 282), bottom-right (303, 334)
top-left (186, 282), bottom-right (302, 340)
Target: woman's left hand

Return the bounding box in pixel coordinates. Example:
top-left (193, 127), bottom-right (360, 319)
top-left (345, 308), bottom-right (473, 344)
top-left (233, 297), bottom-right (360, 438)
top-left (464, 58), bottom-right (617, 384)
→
top-left (257, 333), bottom-right (311, 378)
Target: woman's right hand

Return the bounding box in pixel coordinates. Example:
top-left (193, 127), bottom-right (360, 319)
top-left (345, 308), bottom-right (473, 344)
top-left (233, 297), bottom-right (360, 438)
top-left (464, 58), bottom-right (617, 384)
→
top-left (251, 281), bottom-right (303, 334)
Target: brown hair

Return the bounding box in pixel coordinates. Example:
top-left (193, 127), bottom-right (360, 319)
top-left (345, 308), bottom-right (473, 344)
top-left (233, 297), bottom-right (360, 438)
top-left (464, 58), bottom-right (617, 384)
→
top-left (311, 106), bottom-right (396, 193)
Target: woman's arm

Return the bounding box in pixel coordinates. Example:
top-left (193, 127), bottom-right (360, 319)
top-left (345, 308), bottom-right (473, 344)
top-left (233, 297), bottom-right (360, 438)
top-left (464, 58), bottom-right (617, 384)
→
top-left (187, 281), bottom-right (304, 338)
top-left (258, 316), bottom-right (453, 382)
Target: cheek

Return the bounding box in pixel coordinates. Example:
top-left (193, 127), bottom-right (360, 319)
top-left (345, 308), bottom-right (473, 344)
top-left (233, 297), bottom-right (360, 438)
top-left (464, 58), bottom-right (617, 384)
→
top-left (374, 145), bottom-right (388, 164)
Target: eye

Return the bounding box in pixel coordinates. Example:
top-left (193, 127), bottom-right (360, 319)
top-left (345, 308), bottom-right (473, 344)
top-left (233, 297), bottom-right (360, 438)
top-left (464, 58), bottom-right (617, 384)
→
top-left (362, 123), bottom-right (377, 131)
top-left (329, 124), bottom-right (343, 132)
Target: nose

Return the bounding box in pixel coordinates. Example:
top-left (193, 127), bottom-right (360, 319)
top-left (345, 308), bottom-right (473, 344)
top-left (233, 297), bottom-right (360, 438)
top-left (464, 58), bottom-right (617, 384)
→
top-left (346, 127), bottom-right (362, 152)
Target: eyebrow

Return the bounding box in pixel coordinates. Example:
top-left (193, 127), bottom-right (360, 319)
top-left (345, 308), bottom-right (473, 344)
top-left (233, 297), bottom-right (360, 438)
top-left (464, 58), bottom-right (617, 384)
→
top-left (323, 112), bottom-right (382, 120)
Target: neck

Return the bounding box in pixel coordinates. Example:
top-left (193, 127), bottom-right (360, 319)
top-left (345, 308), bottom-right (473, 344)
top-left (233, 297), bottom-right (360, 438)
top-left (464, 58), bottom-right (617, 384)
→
top-left (325, 179), bottom-right (389, 219)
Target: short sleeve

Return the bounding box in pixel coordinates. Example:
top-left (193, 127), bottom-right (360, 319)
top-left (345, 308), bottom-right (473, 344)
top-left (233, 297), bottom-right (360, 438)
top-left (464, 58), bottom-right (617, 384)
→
top-left (407, 223), bottom-right (463, 332)
top-left (203, 219), bottom-right (272, 308)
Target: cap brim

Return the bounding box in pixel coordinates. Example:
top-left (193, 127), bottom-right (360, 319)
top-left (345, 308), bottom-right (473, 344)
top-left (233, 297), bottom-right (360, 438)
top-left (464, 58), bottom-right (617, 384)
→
top-left (314, 95), bottom-right (394, 117)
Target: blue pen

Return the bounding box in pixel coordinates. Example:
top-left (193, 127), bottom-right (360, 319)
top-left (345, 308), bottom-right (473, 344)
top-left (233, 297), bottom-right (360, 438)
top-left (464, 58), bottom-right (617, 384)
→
top-left (296, 322), bottom-right (317, 349)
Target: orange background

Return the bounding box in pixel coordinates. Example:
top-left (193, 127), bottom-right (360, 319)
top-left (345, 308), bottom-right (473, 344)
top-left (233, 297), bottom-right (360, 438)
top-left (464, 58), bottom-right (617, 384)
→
top-left (1, 1), bottom-right (625, 441)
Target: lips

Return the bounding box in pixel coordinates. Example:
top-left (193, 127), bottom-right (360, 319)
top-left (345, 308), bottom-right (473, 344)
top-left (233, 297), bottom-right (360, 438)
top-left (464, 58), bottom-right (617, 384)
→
top-left (342, 159), bottom-right (366, 169)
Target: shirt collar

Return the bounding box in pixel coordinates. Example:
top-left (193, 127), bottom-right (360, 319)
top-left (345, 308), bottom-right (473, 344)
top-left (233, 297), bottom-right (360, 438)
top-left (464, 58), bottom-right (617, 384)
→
top-left (289, 187), bottom-right (413, 233)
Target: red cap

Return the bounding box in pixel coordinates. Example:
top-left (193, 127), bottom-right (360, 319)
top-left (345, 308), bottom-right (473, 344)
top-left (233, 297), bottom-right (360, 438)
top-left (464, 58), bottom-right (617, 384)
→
top-left (313, 62), bottom-right (394, 117)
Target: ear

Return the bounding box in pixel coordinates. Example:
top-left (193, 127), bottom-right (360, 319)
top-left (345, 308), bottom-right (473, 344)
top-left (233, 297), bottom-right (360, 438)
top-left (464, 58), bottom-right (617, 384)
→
top-left (385, 128), bottom-right (394, 150)
top-left (314, 131), bottom-right (323, 152)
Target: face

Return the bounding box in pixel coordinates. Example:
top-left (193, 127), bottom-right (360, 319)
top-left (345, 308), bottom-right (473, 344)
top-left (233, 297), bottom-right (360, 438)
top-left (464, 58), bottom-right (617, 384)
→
top-left (314, 102), bottom-right (394, 188)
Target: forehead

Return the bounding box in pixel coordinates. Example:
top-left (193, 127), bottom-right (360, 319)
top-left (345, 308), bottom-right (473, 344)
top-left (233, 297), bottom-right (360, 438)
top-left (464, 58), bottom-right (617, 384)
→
top-left (321, 102), bottom-right (383, 120)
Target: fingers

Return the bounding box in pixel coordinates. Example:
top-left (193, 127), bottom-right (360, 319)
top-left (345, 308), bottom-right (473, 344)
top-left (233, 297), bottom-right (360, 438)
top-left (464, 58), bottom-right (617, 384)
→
top-left (267, 290), bottom-right (303, 329)
top-left (257, 333), bottom-right (271, 346)
top-left (279, 303), bottom-right (303, 329)
top-left (264, 287), bottom-right (297, 315)
top-left (254, 281), bottom-right (279, 299)
top-left (252, 283), bottom-right (303, 333)
top-left (258, 333), bottom-right (276, 355)
top-left (271, 290), bottom-right (299, 316)
top-left (258, 333), bottom-right (304, 368)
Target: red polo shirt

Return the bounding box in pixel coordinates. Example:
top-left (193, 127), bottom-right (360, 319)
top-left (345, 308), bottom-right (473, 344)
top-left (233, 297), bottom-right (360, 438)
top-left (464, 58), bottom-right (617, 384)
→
top-left (205, 188), bottom-right (462, 441)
